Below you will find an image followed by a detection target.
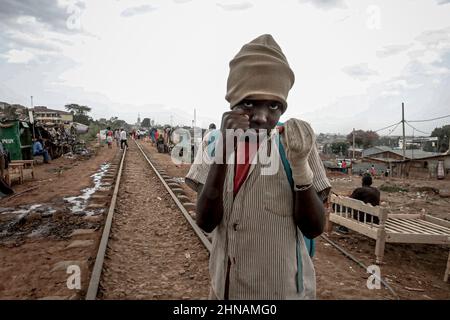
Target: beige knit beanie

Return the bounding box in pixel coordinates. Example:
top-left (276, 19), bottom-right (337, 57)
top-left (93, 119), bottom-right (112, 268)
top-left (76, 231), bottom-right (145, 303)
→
top-left (225, 34), bottom-right (295, 111)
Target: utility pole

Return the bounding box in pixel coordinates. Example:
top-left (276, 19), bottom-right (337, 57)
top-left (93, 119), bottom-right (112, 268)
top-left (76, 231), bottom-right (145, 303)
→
top-left (352, 127), bottom-right (355, 160)
top-left (30, 96), bottom-right (36, 139)
top-left (402, 102), bottom-right (406, 161)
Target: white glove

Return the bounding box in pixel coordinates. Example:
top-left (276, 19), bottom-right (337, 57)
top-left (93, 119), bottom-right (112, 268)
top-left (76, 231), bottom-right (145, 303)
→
top-left (282, 118), bottom-right (315, 187)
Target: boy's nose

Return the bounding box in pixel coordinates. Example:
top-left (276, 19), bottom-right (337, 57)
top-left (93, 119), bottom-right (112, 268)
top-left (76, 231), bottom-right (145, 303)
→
top-left (250, 109), bottom-right (268, 125)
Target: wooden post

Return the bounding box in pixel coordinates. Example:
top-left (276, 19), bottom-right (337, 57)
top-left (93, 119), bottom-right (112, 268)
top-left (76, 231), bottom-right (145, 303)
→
top-left (444, 251), bottom-right (450, 282)
top-left (375, 207), bottom-right (388, 264)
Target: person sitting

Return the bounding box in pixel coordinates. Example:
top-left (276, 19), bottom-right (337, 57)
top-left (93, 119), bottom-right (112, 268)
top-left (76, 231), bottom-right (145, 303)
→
top-left (33, 139), bottom-right (50, 163)
top-left (351, 174), bottom-right (380, 207)
top-left (337, 174), bottom-right (381, 233)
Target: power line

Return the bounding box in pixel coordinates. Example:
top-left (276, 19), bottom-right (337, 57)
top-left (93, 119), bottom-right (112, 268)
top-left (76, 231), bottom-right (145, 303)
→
top-left (408, 114), bottom-right (450, 123)
top-left (405, 121), bottom-right (430, 135)
top-left (374, 121), bottom-right (402, 133)
top-left (386, 122), bottom-right (401, 136)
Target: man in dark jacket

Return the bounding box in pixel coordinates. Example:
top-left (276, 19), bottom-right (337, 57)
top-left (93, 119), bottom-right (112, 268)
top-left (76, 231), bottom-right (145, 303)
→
top-left (350, 174), bottom-right (380, 206)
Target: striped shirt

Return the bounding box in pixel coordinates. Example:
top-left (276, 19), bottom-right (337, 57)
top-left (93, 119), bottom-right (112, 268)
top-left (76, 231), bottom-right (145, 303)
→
top-left (186, 126), bottom-right (331, 300)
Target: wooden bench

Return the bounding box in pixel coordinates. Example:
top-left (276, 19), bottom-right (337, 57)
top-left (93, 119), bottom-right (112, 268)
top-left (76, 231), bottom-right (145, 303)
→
top-left (329, 194), bottom-right (450, 282)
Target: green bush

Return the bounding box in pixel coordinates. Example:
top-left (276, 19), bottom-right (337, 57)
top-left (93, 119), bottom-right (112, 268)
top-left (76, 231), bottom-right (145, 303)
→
top-left (379, 183), bottom-right (409, 193)
top-left (79, 123), bottom-right (102, 142)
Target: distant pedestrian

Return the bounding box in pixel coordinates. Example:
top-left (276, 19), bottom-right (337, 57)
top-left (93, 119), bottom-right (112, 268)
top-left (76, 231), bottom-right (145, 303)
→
top-left (120, 128), bottom-right (128, 149)
top-left (341, 160), bottom-right (347, 173)
top-left (106, 127), bottom-right (113, 149)
top-left (370, 165), bottom-right (376, 176)
top-left (150, 128), bottom-right (156, 145)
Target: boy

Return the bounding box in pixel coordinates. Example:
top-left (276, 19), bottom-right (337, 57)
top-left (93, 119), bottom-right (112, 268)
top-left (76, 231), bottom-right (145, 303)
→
top-left (186, 34), bottom-right (331, 300)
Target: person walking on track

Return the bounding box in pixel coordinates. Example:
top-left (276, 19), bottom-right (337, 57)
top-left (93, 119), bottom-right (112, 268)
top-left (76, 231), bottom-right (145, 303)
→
top-left (120, 128), bottom-right (128, 149)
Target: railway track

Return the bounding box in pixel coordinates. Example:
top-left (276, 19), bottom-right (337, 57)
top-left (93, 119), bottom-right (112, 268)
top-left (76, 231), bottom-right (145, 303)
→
top-left (86, 140), bottom-right (210, 300)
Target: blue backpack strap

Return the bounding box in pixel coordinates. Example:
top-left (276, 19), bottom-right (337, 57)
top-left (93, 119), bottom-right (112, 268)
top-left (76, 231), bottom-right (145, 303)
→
top-left (207, 130), bottom-right (220, 158)
top-left (277, 128), bottom-right (316, 258)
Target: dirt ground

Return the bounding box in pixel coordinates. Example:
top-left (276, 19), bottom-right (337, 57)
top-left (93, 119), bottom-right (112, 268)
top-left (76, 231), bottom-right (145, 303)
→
top-left (100, 142), bottom-right (210, 299)
top-left (140, 140), bottom-right (450, 300)
top-left (1, 137), bottom-right (448, 300)
top-left (0, 142), bottom-right (119, 299)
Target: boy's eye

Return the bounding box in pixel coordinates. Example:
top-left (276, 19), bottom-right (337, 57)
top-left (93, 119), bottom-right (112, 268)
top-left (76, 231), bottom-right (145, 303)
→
top-left (243, 102), bottom-right (253, 108)
top-left (269, 104), bottom-right (281, 110)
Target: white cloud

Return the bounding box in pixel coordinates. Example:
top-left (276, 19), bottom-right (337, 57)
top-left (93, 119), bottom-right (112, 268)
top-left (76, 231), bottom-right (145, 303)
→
top-left (377, 44), bottom-right (411, 58)
top-left (216, 1), bottom-right (253, 11)
top-left (380, 90), bottom-right (400, 97)
top-left (299, 0), bottom-right (347, 10)
top-left (3, 49), bottom-right (35, 63)
top-left (120, 5), bottom-right (158, 17)
top-left (342, 63), bottom-right (378, 81)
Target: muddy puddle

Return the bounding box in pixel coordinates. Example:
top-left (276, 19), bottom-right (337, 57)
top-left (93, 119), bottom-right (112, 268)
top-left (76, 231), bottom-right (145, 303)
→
top-left (63, 162), bottom-right (110, 216)
top-left (0, 162), bottom-right (111, 242)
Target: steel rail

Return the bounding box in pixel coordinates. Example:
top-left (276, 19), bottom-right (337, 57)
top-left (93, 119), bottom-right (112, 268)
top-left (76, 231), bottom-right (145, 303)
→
top-left (85, 147), bottom-right (127, 300)
top-left (134, 140), bottom-right (212, 253)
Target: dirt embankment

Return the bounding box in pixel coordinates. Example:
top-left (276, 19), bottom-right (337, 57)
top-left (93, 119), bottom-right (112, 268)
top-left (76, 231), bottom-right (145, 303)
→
top-left (0, 143), bottom-right (118, 299)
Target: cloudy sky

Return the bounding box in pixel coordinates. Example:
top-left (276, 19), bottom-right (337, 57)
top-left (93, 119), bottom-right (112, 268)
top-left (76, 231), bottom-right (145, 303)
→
top-left (1, 0), bottom-right (450, 135)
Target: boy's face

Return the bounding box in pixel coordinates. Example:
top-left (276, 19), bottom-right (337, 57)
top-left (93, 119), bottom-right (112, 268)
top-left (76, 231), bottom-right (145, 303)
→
top-left (233, 99), bottom-right (283, 131)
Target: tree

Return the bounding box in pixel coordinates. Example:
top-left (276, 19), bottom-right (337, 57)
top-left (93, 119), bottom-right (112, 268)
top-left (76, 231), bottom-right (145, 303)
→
top-left (347, 130), bottom-right (379, 148)
top-left (430, 125), bottom-right (450, 153)
top-left (73, 114), bottom-right (92, 125)
top-left (65, 104), bottom-right (91, 116)
top-left (322, 143), bottom-right (332, 155)
top-left (65, 103), bottom-right (92, 125)
top-left (2, 105), bottom-right (18, 120)
top-left (331, 142), bottom-right (349, 156)
top-left (141, 118), bottom-right (151, 128)
top-left (110, 119), bottom-right (130, 131)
